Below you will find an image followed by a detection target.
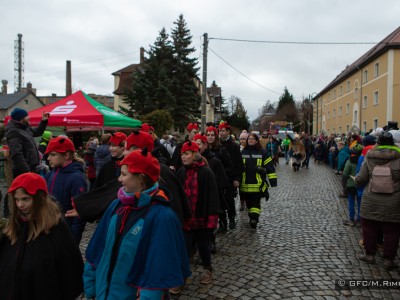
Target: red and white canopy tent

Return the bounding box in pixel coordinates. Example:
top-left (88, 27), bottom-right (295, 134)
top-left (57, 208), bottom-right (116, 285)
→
top-left (7, 91), bottom-right (141, 132)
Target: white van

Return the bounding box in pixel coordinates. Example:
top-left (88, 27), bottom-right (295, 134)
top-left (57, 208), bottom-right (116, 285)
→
top-left (275, 130), bottom-right (294, 140)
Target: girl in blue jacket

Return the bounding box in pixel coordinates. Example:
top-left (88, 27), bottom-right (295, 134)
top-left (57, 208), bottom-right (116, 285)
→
top-left (45, 136), bottom-right (88, 244)
top-left (83, 148), bottom-right (190, 300)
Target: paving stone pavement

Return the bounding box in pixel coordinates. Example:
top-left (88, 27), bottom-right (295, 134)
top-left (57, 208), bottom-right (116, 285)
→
top-left (78, 158), bottom-right (399, 299)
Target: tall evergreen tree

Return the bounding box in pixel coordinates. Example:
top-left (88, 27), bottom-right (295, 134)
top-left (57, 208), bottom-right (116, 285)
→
top-left (170, 14), bottom-right (201, 128)
top-left (276, 87), bottom-right (298, 122)
top-left (122, 28), bottom-right (175, 117)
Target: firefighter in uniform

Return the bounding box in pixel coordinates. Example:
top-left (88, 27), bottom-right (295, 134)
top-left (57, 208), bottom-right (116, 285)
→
top-left (240, 132), bottom-right (277, 229)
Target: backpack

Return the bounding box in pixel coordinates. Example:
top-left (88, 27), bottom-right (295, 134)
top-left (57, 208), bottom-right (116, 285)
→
top-left (368, 161), bottom-right (395, 194)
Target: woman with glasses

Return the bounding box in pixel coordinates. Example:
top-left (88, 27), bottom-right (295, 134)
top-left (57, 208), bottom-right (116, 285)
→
top-left (240, 133), bottom-right (277, 229)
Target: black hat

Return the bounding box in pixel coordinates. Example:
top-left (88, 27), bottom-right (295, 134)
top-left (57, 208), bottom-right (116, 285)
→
top-left (377, 132), bottom-right (394, 146)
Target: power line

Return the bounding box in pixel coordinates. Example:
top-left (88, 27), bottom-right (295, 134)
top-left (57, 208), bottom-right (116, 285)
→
top-left (209, 37), bottom-right (379, 45)
top-left (208, 47), bottom-right (281, 95)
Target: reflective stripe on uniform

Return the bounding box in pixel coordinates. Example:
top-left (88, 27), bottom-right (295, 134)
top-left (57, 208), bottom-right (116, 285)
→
top-left (248, 207), bottom-right (261, 215)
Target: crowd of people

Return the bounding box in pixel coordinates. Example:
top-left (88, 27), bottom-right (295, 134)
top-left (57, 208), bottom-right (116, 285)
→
top-left (0, 106), bottom-right (399, 299)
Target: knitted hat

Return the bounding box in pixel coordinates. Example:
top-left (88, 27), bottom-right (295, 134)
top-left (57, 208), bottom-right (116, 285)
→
top-left (377, 131), bottom-right (394, 146)
top-left (120, 148), bottom-right (160, 183)
top-left (141, 123), bottom-right (154, 133)
top-left (388, 130), bottom-right (400, 143)
top-left (370, 127), bottom-right (384, 137)
top-left (362, 135), bottom-right (376, 146)
top-left (126, 131), bottom-right (154, 152)
top-left (206, 126), bottom-right (218, 136)
top-left (187, 122), bottom-right (199, 132)
top-left (42, 131), bottom-right (52, 142)
top-left (218, 121), bottom-right (230, 130)
top-left (109, 132), bottom-right (127, 146)
top-left (45, 136), bottom-right (75, 154)
top-left (181, 141), bottom-right (200, 153)
top-left (351, 143), bottom-right (363, 154)
top-left (9, 172), bottom-right (48, 195)
top-left (11, 108), bottom-right (28, 121)
top-left (193, 133), bottom-right (207, 144)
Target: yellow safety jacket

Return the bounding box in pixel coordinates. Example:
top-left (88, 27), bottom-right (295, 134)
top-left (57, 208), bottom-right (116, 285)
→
top-left (240, 148), bottom-right (277, 194)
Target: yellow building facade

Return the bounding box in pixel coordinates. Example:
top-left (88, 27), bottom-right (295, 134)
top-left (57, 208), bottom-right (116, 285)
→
top-left (313, 27), bottom-right (400, 135)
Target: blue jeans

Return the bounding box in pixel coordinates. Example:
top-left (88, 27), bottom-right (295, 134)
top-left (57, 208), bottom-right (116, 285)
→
top-left (284, 150), bottom-right (290, 163)
top-left (348, 192), bottom-right (361, 221)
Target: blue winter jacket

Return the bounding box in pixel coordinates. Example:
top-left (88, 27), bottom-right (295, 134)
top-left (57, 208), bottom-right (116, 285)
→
top-left (83, 187), bottom-right (190, 300)
top-left (94, 144), bottom-right (112, 177)
top-left (337, 146), bottom-right (351, 172)
top-left (45, 161), bottom-right (88, 243)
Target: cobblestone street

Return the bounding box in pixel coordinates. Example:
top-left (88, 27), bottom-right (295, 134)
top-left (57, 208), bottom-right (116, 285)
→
top-left (2, 159), bottom-right (400, 300)
top-left (67, 158), bottom-right (400, 299)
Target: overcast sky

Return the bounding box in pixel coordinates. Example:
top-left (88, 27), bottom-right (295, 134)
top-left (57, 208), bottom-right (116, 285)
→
top-left (1, 0), bottom-right (399, 120)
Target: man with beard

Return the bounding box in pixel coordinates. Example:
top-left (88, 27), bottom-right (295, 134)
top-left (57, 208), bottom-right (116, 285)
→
top-left (5, 108), bottom-right (49, 177)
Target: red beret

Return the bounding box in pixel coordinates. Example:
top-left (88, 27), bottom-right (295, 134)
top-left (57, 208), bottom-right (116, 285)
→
top-left (193, 133), bottom-right (207, 144)
top-left (9, 172), bottom-right (48, 195)
top-left (181, 141), bottom-right (200, 153)
top-left (45, 136), bottom-right (75, 154)
top-left (187, 123), bottom-right (199, 132)
top-left (109, 132), bottom-right (127, 146)
top-left (206, 126), bottom-right (218, 135)
top-left (141, 123), bottom-right (154, 133)
top-left (218, 121), bottom-right (230, 130)
top-left (120, 149), bottom-right (160, 183)
top-left (126, 131), bottom-right (154, 152)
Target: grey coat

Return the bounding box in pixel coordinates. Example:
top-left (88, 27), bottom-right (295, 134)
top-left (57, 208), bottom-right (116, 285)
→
top-left (355, 147), bottom-right (400, 223)
top-left (5, 119), bottom-right (48, 177)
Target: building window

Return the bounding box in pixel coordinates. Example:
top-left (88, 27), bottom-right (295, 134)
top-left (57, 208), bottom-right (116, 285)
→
top-left (333, 128), bottom-right (335, 133)
top-left (373, 91), bottom-right (379, 105)
top-left (339, 106), bottom-right (342, 116)
top-left (362, 121), bottom-right (367, 132)
top-left (347, 80), bottom-right (350, 92)
top-left (333, 109), bottom-right (336, 118)
top-left (354, 110), bottom-right (358, 123)
top-left (363, 70), bottom-right (368, 83)
top-left (346, 103), bottom-right (350, 114)
top-left (328, 111), bottom-right (330, 120)
top-left (339, 126), bottom-right (342, 134)
top-left (373, 119), bottom-right (378, 129)
top-left (346, 124), bottom-right (350, 132)
top-left (24, 99), bottom-right (29, 105)
top-left (363, 96), bottom-right (368, 108)
top-left (333, 90), bottom-right (336, 99)
top-left (374, 62), bottom-right (379, 77)
top-left (354, 82), bottom-right (359, 99)
top-left (339, 86), bottom-right (343, 96)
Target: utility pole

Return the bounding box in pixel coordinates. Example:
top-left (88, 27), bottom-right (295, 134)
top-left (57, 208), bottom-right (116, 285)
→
top-left (201, 33), bottom-right (208, 132)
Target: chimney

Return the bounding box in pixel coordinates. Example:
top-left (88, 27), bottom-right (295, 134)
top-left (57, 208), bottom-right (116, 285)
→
top-left (27, 82), bottom-right (32, 90)
top-left (66, 60), bottom-right (72, 96)
top-left (140, 47), bottom-right (145, 64)
top-left (1, 80), bottom-right (8, 95)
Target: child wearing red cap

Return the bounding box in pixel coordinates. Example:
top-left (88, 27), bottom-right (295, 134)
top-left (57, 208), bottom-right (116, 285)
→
top-left (84, 149), bottom-right (190, 299)
top-left (45, 136), bottom-right (88, 244)
top-left (92, 131), bottom-right (127, 189)
top-left (0, 173), bottom-right (83, 299)
top-left (193, 134), bottom-right (229, 254)
top-left (175, 141), bottom-right (220, 288)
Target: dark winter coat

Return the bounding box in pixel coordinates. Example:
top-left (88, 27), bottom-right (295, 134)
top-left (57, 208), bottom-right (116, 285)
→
top-left (93, 156), bottom-right (123, 189)
top-left (73, 157), bottom-right (191, 225)
top-left (355, 146), bottom-right (400, 223)
top-left (220, 136), bottom-right (244, 182)
top-left (0, 220), bottom-right (83, 300)
top-left (5, 119), bottom-right (48, 177)
top-left (45, 161), bottom-right (88, 213)
top-left (176, 163), bottom-right (220, 226)
top-left (202, 149), bottom-right (229, 210)
top-left (94, 144), bottom-right (111, 177)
